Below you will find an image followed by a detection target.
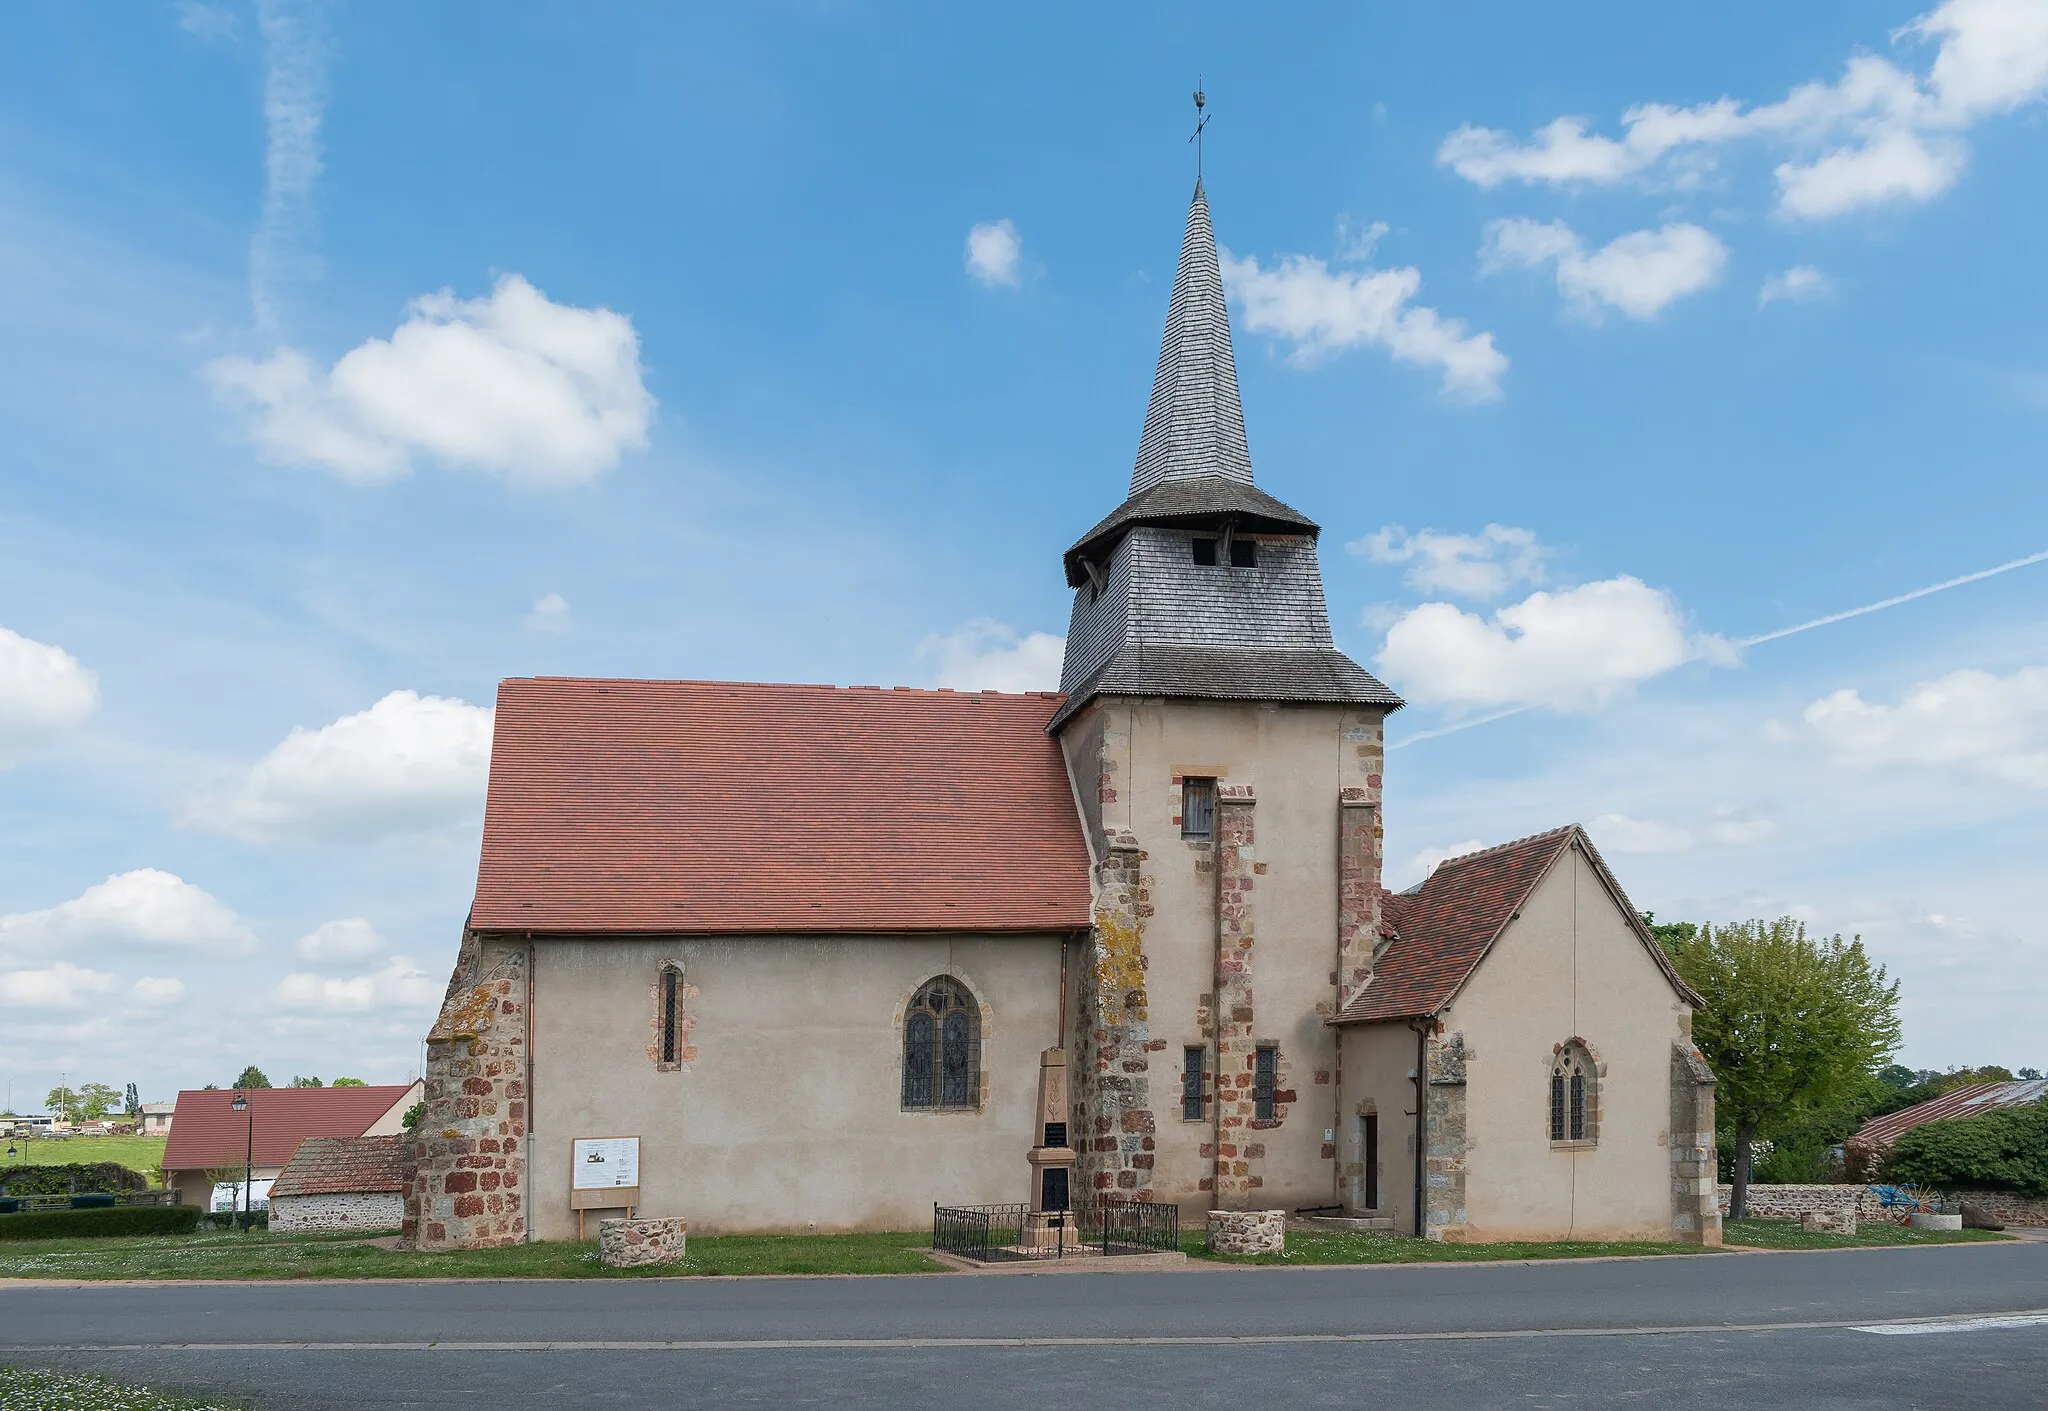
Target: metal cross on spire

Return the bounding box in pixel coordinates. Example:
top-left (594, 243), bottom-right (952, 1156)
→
top-left (1189, 79), bottom-right (1210, 178)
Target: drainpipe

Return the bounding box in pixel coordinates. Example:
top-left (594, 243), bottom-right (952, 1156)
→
top-left (1408, 1019), bottom-right (1429, 1239)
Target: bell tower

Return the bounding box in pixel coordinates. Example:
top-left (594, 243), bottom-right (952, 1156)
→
top-left (1055, 174), bottom-right (1401, 1218)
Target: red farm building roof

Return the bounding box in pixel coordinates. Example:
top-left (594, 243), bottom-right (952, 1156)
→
top-left (160, 1085), bottom-right (417, 1172)
top-left (270, 1135), bottom-right (407, 1198)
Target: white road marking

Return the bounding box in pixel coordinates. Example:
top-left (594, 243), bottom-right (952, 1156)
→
top-left (1853, 1314), bottom-right (2048, 1336)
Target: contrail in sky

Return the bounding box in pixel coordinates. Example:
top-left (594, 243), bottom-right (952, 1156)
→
top-left (1387, 547), bottom-right (2048, 751)
top-left (1735, 548), bottom-right (2048, 646)
top-left (250, 0), bottom-right (329, 333)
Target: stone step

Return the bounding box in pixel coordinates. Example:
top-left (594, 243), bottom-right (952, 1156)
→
top-left (1295, 1214), bottom-right (1397, 1232)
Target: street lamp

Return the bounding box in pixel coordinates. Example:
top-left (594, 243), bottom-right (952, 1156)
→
top-left (229, 1091), bottom-right (253, 1229)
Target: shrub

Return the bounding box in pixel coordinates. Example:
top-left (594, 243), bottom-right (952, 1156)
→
top-left (0, 1203), bottom-right (203, 1239)
top-left (1887, 1100), bottom-right (2048, 1197)
top-left (0, 1162), bottom-right (150, 1197)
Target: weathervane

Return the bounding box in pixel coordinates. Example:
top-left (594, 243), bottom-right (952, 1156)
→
top-left (1190, 79), bottom-right (1210, 178)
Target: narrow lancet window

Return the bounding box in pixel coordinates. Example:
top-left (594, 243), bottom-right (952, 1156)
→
top-left (1550, 1042), bottom-right (1597, 1143)
top-left (903, 977), bottom-right (980, 1111)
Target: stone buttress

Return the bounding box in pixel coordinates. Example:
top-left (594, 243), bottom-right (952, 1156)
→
top-left (403, 929), bottom-right (529, 1250)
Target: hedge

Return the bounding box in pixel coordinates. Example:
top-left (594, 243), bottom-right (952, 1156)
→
top-left (1888, 1099), bottom-right (2048, 1197)
top-left (0, 1163), bottom-right (151, 1197)
top-left (0, 1204), bottom-right (202, 1239)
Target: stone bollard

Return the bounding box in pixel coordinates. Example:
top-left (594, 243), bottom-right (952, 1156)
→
top-left (1207, 1209), bottom-right (1285, 1256)
top-left (599, 1216), bottom-right (689, 1269)
top-left (1801, 1210), bottom-right (1854, 1235)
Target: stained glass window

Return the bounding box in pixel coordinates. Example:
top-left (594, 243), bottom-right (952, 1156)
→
top-left (903, 978), bottom-right (979, 1111)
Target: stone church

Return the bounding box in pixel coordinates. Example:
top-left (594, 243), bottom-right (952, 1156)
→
top-left (405, 179), bottom-right (1722, 1251)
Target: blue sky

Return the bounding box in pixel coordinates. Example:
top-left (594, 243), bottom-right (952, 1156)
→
top-left (3, 0), bottom-right (2046, 1107)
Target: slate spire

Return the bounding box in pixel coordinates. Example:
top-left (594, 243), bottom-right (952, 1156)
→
top-left (1129, 180), bottom-right (1255, 497)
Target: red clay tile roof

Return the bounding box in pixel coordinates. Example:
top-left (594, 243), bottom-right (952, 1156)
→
top-left (270, 1135), bottom-right (407, 1198)
top-left (1848, 1079), bottom-right (2048, 1151)
top-left (1333, 824), bottom-right (1699, 1024)
top-left (161, 1085), bottom-right (417, 1171)
top-left (469, 678), bottom-right (1095, 935)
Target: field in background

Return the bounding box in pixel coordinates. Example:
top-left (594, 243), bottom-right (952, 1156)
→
top-left (4, 1135), bottom-right (168, 1184)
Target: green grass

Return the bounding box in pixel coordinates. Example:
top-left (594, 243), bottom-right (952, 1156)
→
top-left (4, 1135), bottom-right (169, 1183)
top-left (0, 1365), bottom-right (247, 1410)
top-left (1186, 1228), bottom-right (1723, 1265)
top-left (0, 1228), bottom-right (945, 1280)
top-left (1722, 1217), bottom-right (2010, 1250)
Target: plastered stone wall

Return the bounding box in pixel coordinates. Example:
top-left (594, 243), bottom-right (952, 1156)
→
top-left (1206, 1208), bottom-right (1284, 1255)
top-left (404, 932), bottom-right (528, 1251)
top-left (600, 1216), bottom-right (688, 1267)
top-left (271, 1192), bottom-right (404, 1233)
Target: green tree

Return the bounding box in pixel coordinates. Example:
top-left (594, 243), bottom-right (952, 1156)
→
top-left (1661, 917), bottom-right (1902, 1218)
top-left (330, 1077), bottom-right (367, 1087)
top-left (74, 1084), bottom-right (121, 1121)
top-left (231, 1067), bottom-right (272, 1090)
top-left (1640, 912), bottom-right (1698, 948)
top-left (123, 1083), bottom-right (140, 1116)
top-left (289, 1076), bottom-right (323, 1088)
top-left (45, 1086), bottom-right (78, 1119)
top-left (400, 1101), bottom-right (425, 1130)
top-left (1888, 1100), bottom-right (2048, 1197)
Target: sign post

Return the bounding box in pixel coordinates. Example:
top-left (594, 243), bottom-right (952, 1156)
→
top-left (570, 1136), bottom-right (641, 1239)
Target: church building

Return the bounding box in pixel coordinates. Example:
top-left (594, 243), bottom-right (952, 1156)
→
top-left (404, 179), bottom-right (1722, 1251)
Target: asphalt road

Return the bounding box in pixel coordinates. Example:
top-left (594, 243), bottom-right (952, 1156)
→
top-left (5, 1243), bottom-right (2046, 1409)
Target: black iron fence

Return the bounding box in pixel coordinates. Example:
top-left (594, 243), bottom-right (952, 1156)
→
top-left (933, 1197), bottom-right (1180, 1262)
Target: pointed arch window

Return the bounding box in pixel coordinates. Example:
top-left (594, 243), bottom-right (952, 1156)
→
top-left (1549, 1042), bottom-right (1597, 1144)
top-left (902, 977), bottom-right (980, 1111)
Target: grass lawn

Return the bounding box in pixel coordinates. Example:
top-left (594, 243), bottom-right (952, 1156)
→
top-left (0, 1365), bottom-right (246, 1410)
top-left (1721, 1217), bottom-right (2010, 1251)
top-left (0, 1228), bottom-right (945, 1280)
top-left (5, 1135), bottom-right (169, 1184)
top-left (1186, 1228), bottom-right (1723, 1265)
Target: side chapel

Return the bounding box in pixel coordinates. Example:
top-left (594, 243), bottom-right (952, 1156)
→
top-left (404, 178), bottom-right (1722, 1250)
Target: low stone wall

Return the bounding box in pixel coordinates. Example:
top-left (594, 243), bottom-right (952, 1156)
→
top-left (271, 1192), bottom-right (404, 1233)
top-left (1207, 1209), bottom-right (1284, 1256)
top-left (1719, 1183), bottom-right (2048, 1230)
top-left (1944, 1190), bottom-right (2048, 1227)
top-left (600, 1216), bottom-right (688, 1268)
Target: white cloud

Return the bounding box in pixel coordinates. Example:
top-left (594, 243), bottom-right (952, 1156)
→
top-left (523, 592), bottom-right (572, 634)
top-left (0, 626), bottom-right (98, 765)
top-left (1375, 576), bottom-right (1732, 712)
top-left (1396, 840), bottom-right (1487, 889)
top-left (207, 274), bottom-right (656, 485)
top-left (294, 918), bottom-right (388, 966)
top-left (1759, 265), bottom-right (1831, 305)
top-left (1590, 813), bottom-right (1695, 855)
top-left (131, 976), bottom-right (187, 1007)
top-left (197, 689), bottom-right (494, 844)
top-left (0, 870), bottom-right (257, 956)
top-left (273, 955), bottom-right (443, 1013)
top-left (1221, 250), bottom-right (1508, 403)
top-left (0, 963), bottom-right (121, 1010)
top-left (1482, 219), bottom-right (1727, 321)
top-left (1438, 1), bottom-right (2048, 219)
top-left (917, 620), bottom-right (1065, 693)
top-left (176, 1), bottom-right (238, 42)
top-left (1706, 812), bottom-right (1780, 847)
top-left (965, 219), bottom-right (1023, 288)
top-left (1804, 665), bottom-right (2048, 786)
top-left (250, 0), bottom-right (327, 330)
top-left (1350, 524), bottom-right (1548, 600)
top-left (1336, 217), bottom-right (1391, 263)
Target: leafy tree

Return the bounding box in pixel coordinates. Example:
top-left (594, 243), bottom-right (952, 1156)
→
top-left (330, 1077), bottom-right (367, 1087)
top-left (231, 1067), bottom-right (272, 1090)
top-left (1888, 1100), bottom-right (2048, 1197)
top-left (44, 1086), bottom-right (78, 1119)
top-left (201, 1083), bottom-right (219, 1091)
top-left (289, 1076), bottom-right (324, 1088)
top-left (400, 1101), bottom-right (425, 1130)
top-left (74, 1084), bottom-right (121, 1121)
top-left (2022, 1067), bottom-right (2043, 1080)
top-left (123, 1083), bottom-right (140, 1116)
top-left (1661, 917), bottom-right (1902, 1218)
top-left (1640, 912), bottom-right (1698, 948)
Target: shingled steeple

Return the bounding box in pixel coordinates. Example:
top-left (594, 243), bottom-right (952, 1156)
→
top-left (1130, 180), bottom-right (1254, 496)
top-left (1051, 179), bottom-right (1400, 732)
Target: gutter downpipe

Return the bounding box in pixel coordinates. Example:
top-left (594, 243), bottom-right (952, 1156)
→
top-left (1408, 1018), bottom-right (1429, 1239)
